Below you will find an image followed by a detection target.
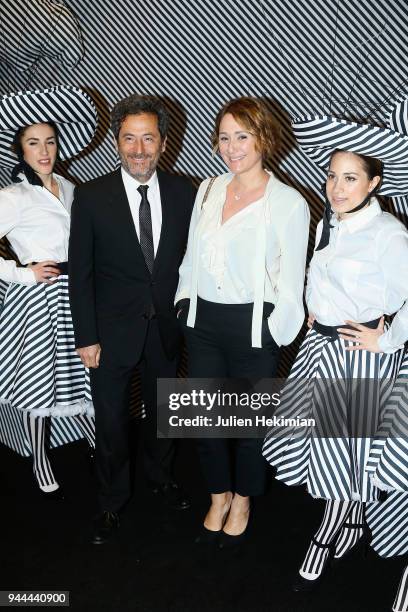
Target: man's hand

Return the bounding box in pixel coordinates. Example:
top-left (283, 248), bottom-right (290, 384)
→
top-left (76, 344), bottom-right (101, 368)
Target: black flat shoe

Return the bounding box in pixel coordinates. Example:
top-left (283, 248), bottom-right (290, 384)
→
top-left (194, 525), bottom-right (221, 545)
top-left (218, 510), bottom-right (250, 550)
top-left (292, 537), bottom-right (334, 593)
top-left (91, 511), bottom-right (120, 545)
top-left (152, 482), bottom-right (191, 511)
top-left (218, 530), bottom-right (247, 550)
top-left (292, 573), bottom-right (324, 593)
top-left (196, 495), bottom-right (233, 545)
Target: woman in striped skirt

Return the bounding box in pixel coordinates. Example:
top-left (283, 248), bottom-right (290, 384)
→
top-left (263, 103), bottom-right (408, 591)
top-left (0, 86), bottom-right (97, 499)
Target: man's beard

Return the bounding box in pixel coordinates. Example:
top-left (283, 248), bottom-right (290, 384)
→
top-left (120, 153), bottom-right (156, 181)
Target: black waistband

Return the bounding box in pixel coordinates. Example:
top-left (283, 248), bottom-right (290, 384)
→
top-left (197, 296), bottom-right (275, 318)
top-left (313, 318), bottom-right (381, 339)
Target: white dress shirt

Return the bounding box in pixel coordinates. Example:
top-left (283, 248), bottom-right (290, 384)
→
top-left (306, 199), bottom-right (408, 353)
top-left (121, 168), bottom-right (162, 255)
top-left (176, 172), bottom-right (310, 348)
top-left (0, 173), bottom-right (73, 285)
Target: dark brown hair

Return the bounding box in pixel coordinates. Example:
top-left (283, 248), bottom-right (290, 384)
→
top-left (211, 97), bottom-right (281, 160)
top-left (111, 94), bottom-right (169, 140)
top-left (330, 149), bottom-right (383, 181)
top-left (11, 122), bottom-right (59, 186)
top-left (11, 122), bottom-right (59, 158)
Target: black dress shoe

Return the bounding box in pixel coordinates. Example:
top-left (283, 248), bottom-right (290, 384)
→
top-left (38, 487), bottom-right (65, 501)
top-left (292, 573), bottom-right (323, 593)
top-left (91, 511), bottom-right (120, 545)
top-left (218, 530), bottom-right (247, 550)
top-left (218, 510), bottom-right (250, 550)
top-left (194, 525), bottom-right (221, 545)
top-left (152, 482), bottom-right (191, 510)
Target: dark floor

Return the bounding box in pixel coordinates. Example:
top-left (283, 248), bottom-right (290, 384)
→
top-left (0, 434), bottom-right (405, 612)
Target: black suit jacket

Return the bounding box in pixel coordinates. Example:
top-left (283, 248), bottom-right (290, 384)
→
top-left (68, 168), bottom-right (195, 365)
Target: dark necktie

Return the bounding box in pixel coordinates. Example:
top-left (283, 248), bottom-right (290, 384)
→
top-left (138, 184), bottom-right (154, 273)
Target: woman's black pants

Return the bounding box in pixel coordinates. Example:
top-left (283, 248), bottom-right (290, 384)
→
top-left (181, 297), bottom-right (280, 497)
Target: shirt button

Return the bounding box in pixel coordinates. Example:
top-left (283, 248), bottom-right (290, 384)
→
top-left (217, 286), bottom-right (221, 290)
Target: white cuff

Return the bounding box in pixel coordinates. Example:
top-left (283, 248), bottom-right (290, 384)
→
top-left (377, 331), bottom-right (403, 354)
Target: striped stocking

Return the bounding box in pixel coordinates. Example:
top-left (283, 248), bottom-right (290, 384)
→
top-left (393, 566), bottom-right (408, 612)
top-left (333, 502), bottom-right (364, 559)
top-left (22, 412), bottom-right (58, 492)
top-left (74, 413), bottom-right (95, 448)
top-left (299, 500), bottom-right (354, 580)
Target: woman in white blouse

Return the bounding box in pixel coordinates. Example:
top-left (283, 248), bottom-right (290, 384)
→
top-left (263, 143), bottom-right (408, 591)
top-left (0, 121), bottom-right (94, 498)
top-left (175, 97), bottom-right (310, 545)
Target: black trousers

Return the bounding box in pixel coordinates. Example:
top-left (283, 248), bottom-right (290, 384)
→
top-left (182, 297), bottom-right (280, 497)
top-left (90, 319), bottom-right (177, 512)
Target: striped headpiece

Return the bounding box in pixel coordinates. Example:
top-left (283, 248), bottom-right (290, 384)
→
top-left (0, 85), bottom-right (97, 168)
top-left (292, 100), bottom-right (408, 196)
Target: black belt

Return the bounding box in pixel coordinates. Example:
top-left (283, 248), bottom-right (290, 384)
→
top-left (313, 318), bottom-right (381, 339)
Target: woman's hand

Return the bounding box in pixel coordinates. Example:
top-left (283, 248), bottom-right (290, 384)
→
top-left (337, 317), bottom-right (384, 352)
top-left (28, 261), bottom-right (60, 284)
top-left (307, 312), bottom-right (316, 329)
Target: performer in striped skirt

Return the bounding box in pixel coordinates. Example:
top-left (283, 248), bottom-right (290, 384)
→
top-left (0, 86), bottom-right (97, 498)
top-left (263, 100), bottom-right (408, 591)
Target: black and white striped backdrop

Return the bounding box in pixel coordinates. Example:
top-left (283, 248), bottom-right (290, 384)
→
top-left (1, 0), bottom-right (408, 374)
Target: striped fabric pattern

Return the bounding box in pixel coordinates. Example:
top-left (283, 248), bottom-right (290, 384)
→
top-left (0, 85), bottom-right (97, 168)
top-left (0, 400), bottom-right (30, 455)
top-left (1, 0), bottom-right (408, 375)
top-left (262, 328), bottom-right (403, 501)
top-left (366, 351), bottom-right (408, 492)
top-left (366, 491), bottom-right (408, 558)
top-left (0, 278), bottom-right (8, 305)
top-left (0, 400), bottom-right (93, 457)
top-left (0, 275), bottom-right (93, 417)
top-left (364, 352), bottom-right (408, 561)
top-left (390, 100), bottom-right (408, 136)
top-left (0, 0), bottom-right (83, 77)
top-left (393, 566), bottom-right (408, 612)
top-left (292, 115), bottom-right (408, 196)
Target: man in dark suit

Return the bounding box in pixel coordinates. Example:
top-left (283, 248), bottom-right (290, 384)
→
top-left (68, 95), bottom-right (195, 544)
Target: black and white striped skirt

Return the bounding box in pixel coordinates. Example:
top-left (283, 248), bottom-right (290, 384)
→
top-left (366, 491), bottom-right (408, 558)
top-left (0, 275), bottom-right (93, 417)
top-left (262, 328), bottom-right (403, 502)
top-left (366, 349), bottom-right (408, 492)
top-left (364, 351), bottom-right (408, 558)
